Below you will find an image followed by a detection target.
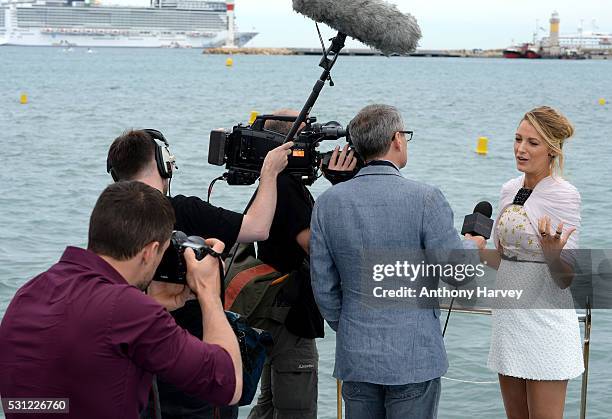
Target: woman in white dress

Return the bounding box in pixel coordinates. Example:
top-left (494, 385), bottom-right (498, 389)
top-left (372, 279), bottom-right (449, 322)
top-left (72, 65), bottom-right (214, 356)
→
top-left (482, 106), bottom-right (584, 419)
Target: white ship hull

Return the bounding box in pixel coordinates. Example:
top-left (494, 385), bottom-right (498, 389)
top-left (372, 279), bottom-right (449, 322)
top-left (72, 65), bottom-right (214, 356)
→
top-left (4, 27), bottom-right (255, 48)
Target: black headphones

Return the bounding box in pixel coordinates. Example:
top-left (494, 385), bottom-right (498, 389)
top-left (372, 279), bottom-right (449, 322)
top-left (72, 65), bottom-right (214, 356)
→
top-left (107, 129), bottom-right (176, 182)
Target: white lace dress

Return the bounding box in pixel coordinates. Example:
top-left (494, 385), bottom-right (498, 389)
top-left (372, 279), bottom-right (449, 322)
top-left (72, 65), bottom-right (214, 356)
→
top-left (487, 204), bottom-right (584, 380)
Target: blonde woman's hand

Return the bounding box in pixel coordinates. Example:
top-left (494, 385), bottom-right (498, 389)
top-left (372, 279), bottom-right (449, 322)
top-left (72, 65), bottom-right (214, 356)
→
top-left (538, 216), bottom-right (575, 261)
top-left (464, 233), bottom-right (486, 250)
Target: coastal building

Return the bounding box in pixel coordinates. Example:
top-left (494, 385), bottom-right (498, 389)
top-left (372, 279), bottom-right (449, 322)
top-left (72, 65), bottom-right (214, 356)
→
top-left (505, 11), bottom-right (612, 59)
top-left (541, 11), bottom-right (612, 57)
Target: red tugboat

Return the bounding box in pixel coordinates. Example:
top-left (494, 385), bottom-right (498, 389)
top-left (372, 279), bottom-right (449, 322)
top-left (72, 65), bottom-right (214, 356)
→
top-left (503, 43), bottom-right (542, 59)
top-left (503, 47), bottom-right (522, 58)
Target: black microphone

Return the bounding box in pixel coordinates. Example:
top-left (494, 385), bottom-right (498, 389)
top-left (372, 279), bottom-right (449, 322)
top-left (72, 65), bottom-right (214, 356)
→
top-left (461, 201), bottom-right (494, 239)
top-left (292, 0), bottom-right (422, 55)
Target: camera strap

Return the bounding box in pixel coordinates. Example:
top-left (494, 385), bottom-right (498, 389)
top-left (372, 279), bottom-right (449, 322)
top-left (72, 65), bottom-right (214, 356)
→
top-left (202, 247), bottom-right (226, 307)
top-left (223, 187), bottom-right (260, 291)
top-left (217, 256), bottom-right (226, 307)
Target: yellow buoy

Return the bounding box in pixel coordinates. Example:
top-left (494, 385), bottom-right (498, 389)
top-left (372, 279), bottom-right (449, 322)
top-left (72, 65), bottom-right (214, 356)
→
top-left (599, 98), bottom-right (606, 106)
top-left (225, 57), bottom-right (234, 67)
top-left (476, 136), bottom-right (488, 155)
top-left (20, 93), bottom-right (28, 105)
top-left (248, 111), bottom-right (259, 124)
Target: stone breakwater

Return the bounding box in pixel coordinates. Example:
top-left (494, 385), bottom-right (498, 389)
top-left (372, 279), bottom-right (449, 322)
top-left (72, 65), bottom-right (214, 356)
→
top-left (203, 47), bottom-right (505, 57)
top-left (204, 47), bottom-right (295, 55)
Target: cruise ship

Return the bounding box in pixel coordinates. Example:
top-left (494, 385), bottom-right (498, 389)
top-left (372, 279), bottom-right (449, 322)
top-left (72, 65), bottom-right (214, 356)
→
top-left (0, 0), bottom-right (257, 48)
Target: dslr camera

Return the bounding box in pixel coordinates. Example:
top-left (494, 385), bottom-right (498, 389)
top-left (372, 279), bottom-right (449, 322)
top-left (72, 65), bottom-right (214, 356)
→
top-left (155, 231), bottom-right (220, 284)
top-left (208, 114), bottom-right (360, 186)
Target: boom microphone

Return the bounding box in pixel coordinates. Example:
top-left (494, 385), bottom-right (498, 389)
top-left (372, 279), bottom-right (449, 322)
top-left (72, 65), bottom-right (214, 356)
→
top-left (292, 0), bottom-right (422, 55)
top-left (461, 201), bottom-right (494, 239)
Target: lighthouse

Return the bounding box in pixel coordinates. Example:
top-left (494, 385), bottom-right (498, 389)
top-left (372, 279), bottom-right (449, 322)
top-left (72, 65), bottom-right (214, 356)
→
top-left (547, 11), bottom-right (561, 55)
top-left (549, 11), bottom-right (560, 47)
top-left (225, 0), bottom-right (236, 48)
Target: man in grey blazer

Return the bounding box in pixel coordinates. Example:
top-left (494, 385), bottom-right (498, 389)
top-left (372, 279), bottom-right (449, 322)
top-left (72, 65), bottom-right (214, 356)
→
top-left (310, 104), bottom-right (485, 418)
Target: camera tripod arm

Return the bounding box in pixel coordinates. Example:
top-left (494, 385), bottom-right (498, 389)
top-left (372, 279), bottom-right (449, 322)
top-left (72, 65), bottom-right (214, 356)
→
top-left (284, 32), bottom-right (347, 143)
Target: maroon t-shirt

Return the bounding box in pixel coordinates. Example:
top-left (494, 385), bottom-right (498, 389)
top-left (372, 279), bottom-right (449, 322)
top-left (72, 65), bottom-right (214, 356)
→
top-left (0, 247), bottom-right (235, 419)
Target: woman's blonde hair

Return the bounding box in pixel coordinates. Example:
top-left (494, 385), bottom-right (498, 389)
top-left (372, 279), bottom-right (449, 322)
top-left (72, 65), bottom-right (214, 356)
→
top-left (522, 106), bottom-right (574, 176)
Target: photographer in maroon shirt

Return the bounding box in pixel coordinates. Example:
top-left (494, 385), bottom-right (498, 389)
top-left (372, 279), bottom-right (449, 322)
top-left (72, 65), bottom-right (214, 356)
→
top-left (0, 181), bottom-right (242, 419)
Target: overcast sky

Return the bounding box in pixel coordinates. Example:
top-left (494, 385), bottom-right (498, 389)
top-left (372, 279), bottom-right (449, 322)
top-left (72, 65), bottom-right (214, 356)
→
top-left (232, 0), bottom-right (611, 50)
top-left (104, 0), bottom-right (611, 49)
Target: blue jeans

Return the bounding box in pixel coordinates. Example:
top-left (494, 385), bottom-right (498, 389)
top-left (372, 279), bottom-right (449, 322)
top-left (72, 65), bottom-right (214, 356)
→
top-left (342, 378), bottom-right (441, 419)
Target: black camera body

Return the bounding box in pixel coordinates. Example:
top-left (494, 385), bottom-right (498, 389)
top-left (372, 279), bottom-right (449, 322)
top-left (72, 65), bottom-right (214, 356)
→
top-left (155, 231), bottom-right (216, 284)
top-left (208, 115), bottom-right (352, 186)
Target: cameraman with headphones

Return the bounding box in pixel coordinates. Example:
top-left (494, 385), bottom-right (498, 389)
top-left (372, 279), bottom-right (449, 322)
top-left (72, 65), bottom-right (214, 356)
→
top-left (106, 129), bottom-right (292, 419)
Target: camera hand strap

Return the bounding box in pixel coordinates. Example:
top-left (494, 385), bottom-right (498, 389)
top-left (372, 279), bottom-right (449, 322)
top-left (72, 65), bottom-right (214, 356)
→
top-left (224, 187), bottom-right (260, 292)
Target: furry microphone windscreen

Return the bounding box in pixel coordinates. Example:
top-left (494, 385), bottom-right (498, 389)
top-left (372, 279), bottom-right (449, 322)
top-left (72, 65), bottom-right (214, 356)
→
top-left (292, 0), bottom-right (422, 55)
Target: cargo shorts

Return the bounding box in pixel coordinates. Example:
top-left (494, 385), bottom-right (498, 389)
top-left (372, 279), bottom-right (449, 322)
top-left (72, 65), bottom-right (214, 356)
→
top-left (248, 322), bottom-right (318, 419)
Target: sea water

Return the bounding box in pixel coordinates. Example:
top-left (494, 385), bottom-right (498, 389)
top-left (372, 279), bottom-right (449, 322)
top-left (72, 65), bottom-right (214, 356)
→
top-left (1, 47), bottom-right (610, 418)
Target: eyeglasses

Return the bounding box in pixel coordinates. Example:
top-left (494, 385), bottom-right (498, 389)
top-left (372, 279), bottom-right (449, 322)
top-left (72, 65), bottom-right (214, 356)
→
top-left (392, 130), bottom-right (414, 142)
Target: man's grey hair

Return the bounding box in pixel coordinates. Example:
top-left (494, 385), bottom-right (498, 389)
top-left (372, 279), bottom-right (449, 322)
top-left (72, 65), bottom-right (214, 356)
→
top-left (348, 104), bottom-right (404, 160)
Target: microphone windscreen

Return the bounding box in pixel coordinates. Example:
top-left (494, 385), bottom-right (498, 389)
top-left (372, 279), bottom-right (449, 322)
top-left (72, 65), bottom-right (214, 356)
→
top-left (473, 201), bottom-right (493, 218)
top-left (292, 0), bottom-right (422, 55)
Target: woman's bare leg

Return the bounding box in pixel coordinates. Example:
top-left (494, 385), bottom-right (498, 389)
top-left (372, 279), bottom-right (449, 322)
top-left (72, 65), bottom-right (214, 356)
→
top-left (499, 374), bottom-right (529, 419)
top-left (526, 380), bottom-right (568, 419)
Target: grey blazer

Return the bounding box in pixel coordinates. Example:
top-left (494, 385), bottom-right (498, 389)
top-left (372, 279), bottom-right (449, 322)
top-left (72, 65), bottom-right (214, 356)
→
top-left (310, 164), bottom-right (477, 385)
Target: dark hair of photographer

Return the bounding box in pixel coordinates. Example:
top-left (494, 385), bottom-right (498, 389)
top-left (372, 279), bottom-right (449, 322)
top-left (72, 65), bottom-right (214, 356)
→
top-left (88, 180), bottom-right (175, 260)
top-left (108, 130), bottom-right (157, 181)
